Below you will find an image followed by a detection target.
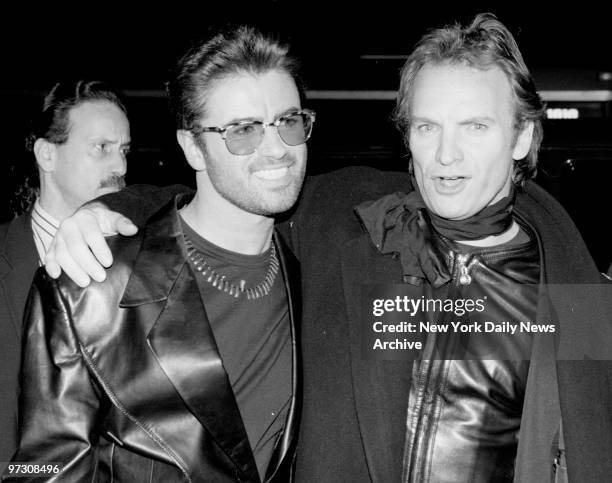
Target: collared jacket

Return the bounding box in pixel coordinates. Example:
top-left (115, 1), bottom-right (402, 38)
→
top-left (9, 194), bottom-right (301, 482)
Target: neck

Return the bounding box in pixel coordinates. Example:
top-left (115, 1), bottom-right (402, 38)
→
top-left (457, 220), bottom-right (519, 247)
top-left (38, 181), bottom-right (75, 222)
top-left (180, 190), bottom-right (274, 256)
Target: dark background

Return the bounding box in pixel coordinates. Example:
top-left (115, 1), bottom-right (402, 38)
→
top-left (2, 3), bottom-right (611, 268)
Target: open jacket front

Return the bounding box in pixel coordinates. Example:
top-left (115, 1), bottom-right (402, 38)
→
top-left (10, 194), bottom-right (301, 483)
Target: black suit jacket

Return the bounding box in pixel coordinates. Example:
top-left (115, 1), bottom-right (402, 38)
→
top-left (286, 168), bottom-right (411, 483)
top-left (0, 214), bottom-right (38, 464)
top-left (10, 195), bottom-right (301, 482)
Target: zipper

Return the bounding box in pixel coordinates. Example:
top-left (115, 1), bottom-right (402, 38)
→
top-left (405, 251), bottom-right (478, 479)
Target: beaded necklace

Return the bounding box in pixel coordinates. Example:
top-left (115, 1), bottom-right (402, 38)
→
top-left (184, 237), bottom-right (279, 300)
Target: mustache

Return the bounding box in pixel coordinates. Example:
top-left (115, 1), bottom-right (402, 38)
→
top-left (99, 174), bottom-right (126, 190)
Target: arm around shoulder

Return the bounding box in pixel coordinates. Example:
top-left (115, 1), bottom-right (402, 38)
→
top-left (96, 183), bottom-right (191, 228)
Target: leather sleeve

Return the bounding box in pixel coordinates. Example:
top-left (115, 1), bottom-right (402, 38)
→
top-left (7, 270), bottom-right (102, 482)
top-left (95, 183), bottom-right (192, 228)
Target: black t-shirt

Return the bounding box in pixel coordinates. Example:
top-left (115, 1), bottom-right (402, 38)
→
top-left (181, 218), bottom-right (292, 479)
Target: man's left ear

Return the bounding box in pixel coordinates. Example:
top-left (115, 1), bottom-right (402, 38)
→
top-left (512, 121), bottom-right (534, 160)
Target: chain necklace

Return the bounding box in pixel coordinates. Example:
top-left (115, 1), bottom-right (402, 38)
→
top-left (184, 237), bottom-right (279, 300)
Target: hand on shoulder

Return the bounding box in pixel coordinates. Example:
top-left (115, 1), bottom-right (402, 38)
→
top-left (45, 203), bottom-right (138, 287)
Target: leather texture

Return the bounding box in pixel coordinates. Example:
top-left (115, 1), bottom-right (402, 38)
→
top-left (69, 169), bottom-right (612, 482)
top-left (402, 227), bottom-right (540, 482)
top-left (8, 194), bottom-right (301, 483)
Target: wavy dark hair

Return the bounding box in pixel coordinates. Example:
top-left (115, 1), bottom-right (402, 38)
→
top-left (394, 13), bottom-right (545, 184)
top-left (167, 25), bottom-right (303, 132)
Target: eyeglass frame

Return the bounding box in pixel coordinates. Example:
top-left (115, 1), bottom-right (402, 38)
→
top-left (191, 109), bottom-right (316, 155)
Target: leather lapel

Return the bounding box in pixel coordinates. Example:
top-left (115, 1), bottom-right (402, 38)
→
top-left (264, 231), bottom-right (301, 481)
top-left (120, 194), bottom-right (258, 481)
top-left (340, 234), bottom-right (411, 483)
top-left (0, 213), bottom-right (38, 340)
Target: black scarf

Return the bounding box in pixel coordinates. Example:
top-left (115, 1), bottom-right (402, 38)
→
top-left (354, 185), bottom-right (515, 287)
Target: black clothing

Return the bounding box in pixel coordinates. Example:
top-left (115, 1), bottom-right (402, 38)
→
top-left (98, 168), bottom-right (612, 482)
top-left (0, 214), bottom-right (38, 465)
top-left (182, 220), bottom-right (292, 479)
top-left (10, 194), bottom-right (301, 482)
top-left (402, 224), bottom-right (539, 482)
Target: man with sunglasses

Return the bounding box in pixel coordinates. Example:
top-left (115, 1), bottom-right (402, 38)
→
top-left (39, 14), bottom-right (612, 483)
top-left (9, 27), bottom-right (313, 482)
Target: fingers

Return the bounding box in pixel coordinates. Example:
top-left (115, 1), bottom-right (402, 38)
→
top-left (43, 203), bottom-right (139, 286)
top-left (44, 253), bottom-right (62, 280)
top-left (45, 230), bottom-right (102, 288)
top-left (44, 209), bottom-right (111, 286)
top-left (81, 222), bottom-right (114, 269)
top-left (115, 216), bottom-right (138, 237)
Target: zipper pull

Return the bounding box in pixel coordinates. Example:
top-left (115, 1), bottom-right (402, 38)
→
top-left (457, 253), bottom-right (472, 285)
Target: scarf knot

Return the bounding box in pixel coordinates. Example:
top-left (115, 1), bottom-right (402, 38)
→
top-left (355, 187), bottom-right (515, 287)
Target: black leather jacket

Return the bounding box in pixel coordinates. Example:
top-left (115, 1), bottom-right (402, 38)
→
top-left (8, 195), bottom-right (301, 483)
top-left (403, 222), bottom-right (540, 482)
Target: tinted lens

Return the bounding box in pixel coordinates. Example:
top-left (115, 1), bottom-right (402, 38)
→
top-left (277, 113), bottom-right (312, 146)
top-left (225, 122), bottom-right (263, 155)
